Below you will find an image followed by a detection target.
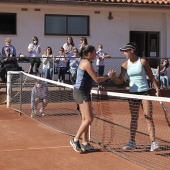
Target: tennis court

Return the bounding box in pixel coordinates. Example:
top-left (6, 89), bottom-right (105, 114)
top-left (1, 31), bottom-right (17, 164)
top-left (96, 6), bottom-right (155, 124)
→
top-left (6, 100), bottom-right (170, 170)
top-left (0, 105), bottom-right (147, 170)
top-left (4, 71), bottom-right (170, 170)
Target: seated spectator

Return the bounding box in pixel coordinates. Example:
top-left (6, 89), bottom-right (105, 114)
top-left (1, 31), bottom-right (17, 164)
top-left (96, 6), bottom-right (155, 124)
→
top-left (63, 36), bottom-right (75, 57)
top-left (42, 47), bottom-right (54, 80)
top-left (56, 47), bottom-right (69, 83)
top-left (3, 46), bottom-right (19, 69)
top-left (69, 48), bottom-right (80, 84)
top-left (1, 37), bottom-right (16, 57)
top-left (31, 79), bottom-right (48, 117)
top-left (28, 36), bottom-right (41, 73)
top-left (0, 62), bottom-right (7, 83)
top-left (157, 58), bottom-right (169, 88)
top-left (0, 45), bottom-right (21, 83)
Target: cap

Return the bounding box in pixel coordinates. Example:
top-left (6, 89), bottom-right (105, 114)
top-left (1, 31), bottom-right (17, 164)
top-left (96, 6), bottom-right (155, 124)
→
top-left (119, 42), bottom-right (137, 52)
top-left (5, 38), bottom-right (11, 43)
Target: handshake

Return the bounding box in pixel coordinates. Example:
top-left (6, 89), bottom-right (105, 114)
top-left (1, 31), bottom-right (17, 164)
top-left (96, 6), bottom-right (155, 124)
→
top-left (107, 70), bottom-right (116, 78)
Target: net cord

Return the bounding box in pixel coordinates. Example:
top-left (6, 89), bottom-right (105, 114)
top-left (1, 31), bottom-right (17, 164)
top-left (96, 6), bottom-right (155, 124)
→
top-left (91, 90), bottom-right (170, 103)
top-left (6, 71), bottom-right (170, 108)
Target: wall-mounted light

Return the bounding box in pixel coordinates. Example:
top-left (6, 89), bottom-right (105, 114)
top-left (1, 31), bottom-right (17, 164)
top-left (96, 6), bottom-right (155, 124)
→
top-left (108, 12), bottom-right (113, 20)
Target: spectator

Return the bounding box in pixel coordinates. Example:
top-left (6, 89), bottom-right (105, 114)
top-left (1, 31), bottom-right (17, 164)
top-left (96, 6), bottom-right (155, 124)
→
top-left (77, 37), bottom-right (88, 52)
top-left (157, 58), bottom-right (169, 88)
top-left (42, 47), bottom-right (54, 80)
top-left (63, 36), bottom-right (75, 57)
top-left (2, 37), bottom-right (16, 57)
top-left (69, 48), bottom-right (80, 84)
top-left (0, 60), bottom-right (7, 83)
top-left (28, 36), bottom-right (41, 73)
top-left (0, 45), bottom-right (20, 83)
top-left (31, 79), bottom-right (48, 117)
top-left (56, 47), bottom-right (69, 83)
top-left (96, 44), bottom-right (110, 89)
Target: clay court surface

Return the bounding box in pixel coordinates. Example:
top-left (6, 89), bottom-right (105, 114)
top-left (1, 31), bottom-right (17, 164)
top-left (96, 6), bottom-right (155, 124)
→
top-left (0, 105), bottom-right (148, 170)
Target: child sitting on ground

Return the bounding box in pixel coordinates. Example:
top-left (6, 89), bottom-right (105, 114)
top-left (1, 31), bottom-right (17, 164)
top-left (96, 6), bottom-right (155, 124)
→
top-left (31, 79), bottom-right (48, 117)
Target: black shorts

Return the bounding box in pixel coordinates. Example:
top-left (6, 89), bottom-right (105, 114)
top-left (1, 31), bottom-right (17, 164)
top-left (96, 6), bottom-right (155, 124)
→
top-left (73, 88), bottom-right (91, 104)
top-left (129, 90), bottom-right (150, 103)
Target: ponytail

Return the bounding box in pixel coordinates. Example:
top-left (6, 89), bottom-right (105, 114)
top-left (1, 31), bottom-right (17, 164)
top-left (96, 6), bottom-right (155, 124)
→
top-left (79, 45), bottom-right (95, 58)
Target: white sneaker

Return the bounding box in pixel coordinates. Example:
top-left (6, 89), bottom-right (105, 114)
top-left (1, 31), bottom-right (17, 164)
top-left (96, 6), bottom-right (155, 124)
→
top-left (150, 141), bottom-right (159, 152)
top-left (123, 140), bottom-right (137, 150)
top-left (31, 109), bottom-right (37, 117)
top-left (33, 110), bottom-right (37, 114)
top-left (40, 109), bottom-right (45, 116)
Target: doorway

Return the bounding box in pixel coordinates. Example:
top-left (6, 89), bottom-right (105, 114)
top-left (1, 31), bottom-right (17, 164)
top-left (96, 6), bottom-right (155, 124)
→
top-left (130, 31), bottom-right (159, 68)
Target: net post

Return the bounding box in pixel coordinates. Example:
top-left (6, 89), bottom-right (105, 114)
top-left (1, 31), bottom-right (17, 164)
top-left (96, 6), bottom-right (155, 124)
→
top-left (19, 72), bottom-right (23, 112)
top-left (7, 71), bottom-right (11, 108)
top-left (52, 55), bottom-right (55, 80)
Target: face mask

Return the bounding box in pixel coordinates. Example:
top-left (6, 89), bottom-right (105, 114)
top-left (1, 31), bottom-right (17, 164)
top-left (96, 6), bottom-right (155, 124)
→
top-left (6, 43), bottom-right (10, 46)
top-left (37, 83), bottom-right (42, 88)
top-left (98, 48), bottom-right (102, 52)
top-left (33, 40), bottom-right (37, 44)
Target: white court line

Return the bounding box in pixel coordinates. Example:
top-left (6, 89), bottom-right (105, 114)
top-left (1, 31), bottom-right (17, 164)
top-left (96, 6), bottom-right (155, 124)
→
top-left (0, 146), bottom-right (72, 152)
top-left (0, 119), bottom-right (21, 121)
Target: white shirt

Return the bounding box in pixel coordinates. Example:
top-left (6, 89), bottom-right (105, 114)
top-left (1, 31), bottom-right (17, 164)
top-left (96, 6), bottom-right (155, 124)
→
top-left (42, 54), bottom-right (54, 69)
top-left (96, 51), bottom-right (106, 66)
top-left (56, 55), bottom-right (67, 67)
top-left (28, 43), bottom-right (40, 57)
top-left (63, 43), bottom-right (74, 57)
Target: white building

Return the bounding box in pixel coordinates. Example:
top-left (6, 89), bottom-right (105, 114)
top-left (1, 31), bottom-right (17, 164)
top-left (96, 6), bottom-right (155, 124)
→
top-left (0, 0), bottom-right (170, 72)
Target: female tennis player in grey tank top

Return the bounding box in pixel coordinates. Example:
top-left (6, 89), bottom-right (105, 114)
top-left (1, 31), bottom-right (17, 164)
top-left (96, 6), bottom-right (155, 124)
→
top-left (70, 45), bottom-right (115, 153)
top-left (74, 63), bottom-right (93, 94)
top-left (112, 42), bottom-right (160, 152)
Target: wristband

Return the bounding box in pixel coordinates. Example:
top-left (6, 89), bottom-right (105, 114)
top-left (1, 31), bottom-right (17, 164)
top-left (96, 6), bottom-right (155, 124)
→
top-left (107, 73), bottom-right (112, 78)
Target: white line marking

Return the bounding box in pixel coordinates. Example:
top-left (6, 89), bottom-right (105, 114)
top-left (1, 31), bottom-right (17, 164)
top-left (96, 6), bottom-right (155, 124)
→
top-left (0, 119), bottom-right (21, 121)
top-left (0, 146), bottom-right (72, 152)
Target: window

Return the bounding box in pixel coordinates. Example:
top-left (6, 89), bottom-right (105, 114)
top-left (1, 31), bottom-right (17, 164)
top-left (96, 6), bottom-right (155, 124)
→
top-left (45, 15), bottom-right (89, 36)
top-left (0, 13), bottom-right (16, 35)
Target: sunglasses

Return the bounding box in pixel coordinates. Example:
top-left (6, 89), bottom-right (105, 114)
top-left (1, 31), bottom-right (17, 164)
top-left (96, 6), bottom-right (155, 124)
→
top-left (47, 49), bottom-right (51, 50)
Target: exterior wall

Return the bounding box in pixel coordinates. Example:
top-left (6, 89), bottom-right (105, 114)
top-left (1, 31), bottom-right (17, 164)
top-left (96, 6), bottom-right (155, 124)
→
top-left (0, 3), bottom-right (170, 76)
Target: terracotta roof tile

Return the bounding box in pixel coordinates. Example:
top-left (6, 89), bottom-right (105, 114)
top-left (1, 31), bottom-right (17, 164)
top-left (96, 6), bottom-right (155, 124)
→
top-left (83, 0), bottom-right (170, 4)
top-left (0, 0), bottom-right (170, 6)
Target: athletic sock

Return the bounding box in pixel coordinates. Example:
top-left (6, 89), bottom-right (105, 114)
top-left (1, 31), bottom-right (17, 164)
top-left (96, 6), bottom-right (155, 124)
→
top-left (74, 138), bottom-right (79, 142)
top-left (82, 142), bottom-right (88, 146)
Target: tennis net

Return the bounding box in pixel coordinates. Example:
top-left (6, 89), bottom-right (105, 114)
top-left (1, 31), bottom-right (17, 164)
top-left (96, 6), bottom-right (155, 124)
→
top-left (7, 71), bottom-right (170, 170)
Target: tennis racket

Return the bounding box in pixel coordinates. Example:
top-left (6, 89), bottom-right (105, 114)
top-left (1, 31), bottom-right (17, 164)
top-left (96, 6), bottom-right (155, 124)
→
top-left (160, 102), bottom-right (170, 127)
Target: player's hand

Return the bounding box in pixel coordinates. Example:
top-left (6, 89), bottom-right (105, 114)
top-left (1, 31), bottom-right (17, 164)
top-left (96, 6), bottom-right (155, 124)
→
top-left (110, 70), bottom-right (116, 79)
top-left (108, 70), bottom-right (116, 78)
top-left (156, 89), bottom-right (161, 97)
